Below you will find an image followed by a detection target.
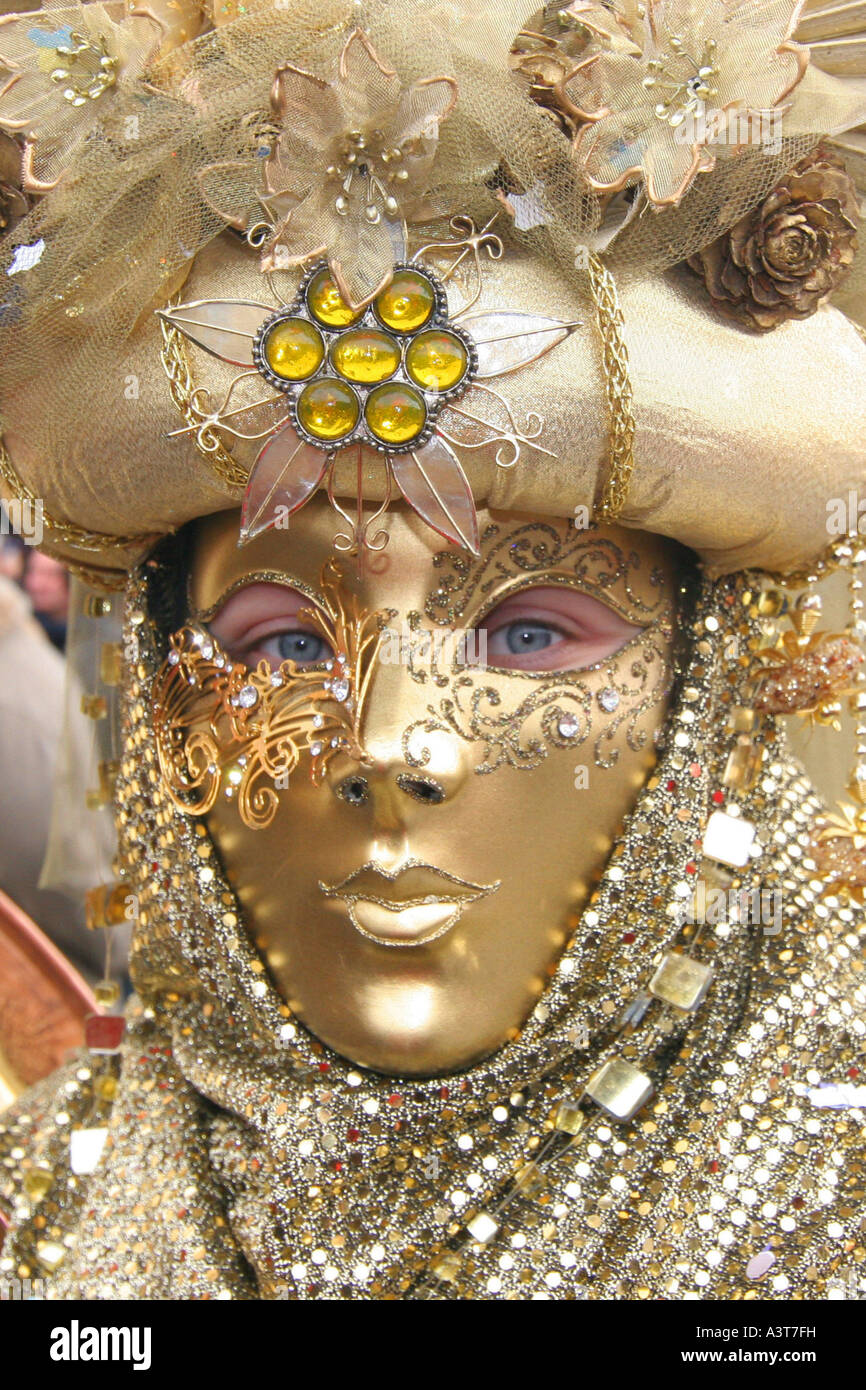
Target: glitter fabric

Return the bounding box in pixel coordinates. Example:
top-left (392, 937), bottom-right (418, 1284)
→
top-left (1, 564), bottom-right (864, 1300)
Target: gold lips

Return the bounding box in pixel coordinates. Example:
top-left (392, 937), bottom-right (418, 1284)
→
top-left (319, 860), bottom-right (500, 947)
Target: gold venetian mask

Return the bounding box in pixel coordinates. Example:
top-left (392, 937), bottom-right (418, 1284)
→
top-left (156, 498), bottom-right (683, 1075)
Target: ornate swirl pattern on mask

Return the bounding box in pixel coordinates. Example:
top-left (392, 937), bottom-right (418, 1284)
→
top-left (153, 561), bottom-right (382, 829)
top-left (400, 624), bottom-right (674, 775)
top-left (425, 523), bottom-right (671, 628)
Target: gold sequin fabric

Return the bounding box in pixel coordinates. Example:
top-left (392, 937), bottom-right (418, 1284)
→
top-left (1, 566), bottom-right (864, 1300)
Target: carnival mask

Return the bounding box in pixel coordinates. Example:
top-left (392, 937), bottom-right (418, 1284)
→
top-left (155, 499), bottom-right (681, 1074)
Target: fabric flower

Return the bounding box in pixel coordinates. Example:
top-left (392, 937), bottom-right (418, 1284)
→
top-left (561, 0), bottom-right (810, 205)
top-left (509, 11), bottom-right (593, 138)
top-left (0, 1), bottom-right (162, 191)
top-left (199, 29), bottom-right (458, 310)
top-left (687, 147), bottom-right (859, 330)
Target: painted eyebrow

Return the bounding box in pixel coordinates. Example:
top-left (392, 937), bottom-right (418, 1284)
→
top-left (189, 569), bottom-right (329, 624)
top-left (465, 575), bottom-right (651, 630)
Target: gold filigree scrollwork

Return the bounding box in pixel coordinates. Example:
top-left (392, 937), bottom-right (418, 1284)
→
top-left (400, 629), bottom-right (672, 775)
top-left (153, 562), bottom-right (382, 828)
top-left (425, 524), bottom-right (670, 627)
top-left (437, 382), bottom-right (554, 470)
top-left (326, 445), bottom-right (393, 555)
top-left (412, 213), bottom-right (504, 318)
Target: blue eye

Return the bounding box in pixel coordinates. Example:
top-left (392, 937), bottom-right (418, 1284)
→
top-left (276, 630), bottom-right (328, 663)
top-left (501, 621), bottom-right (556, 654)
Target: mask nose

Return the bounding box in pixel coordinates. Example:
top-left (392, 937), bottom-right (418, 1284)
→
top-left (326, 648), bottom-right (471, 814)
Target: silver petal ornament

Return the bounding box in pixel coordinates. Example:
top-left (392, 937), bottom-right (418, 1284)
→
top-left (158, 299), bottom-right (272, 367)
top-left (391, 435), bottom-right (480, 554)
top-left (241, 421), bottom-right (331, 542)
top-left (463, 311), bottom-right (582, 378)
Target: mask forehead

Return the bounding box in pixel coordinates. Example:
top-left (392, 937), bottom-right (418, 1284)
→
top-left (190, 499), bottom-right (681, 623)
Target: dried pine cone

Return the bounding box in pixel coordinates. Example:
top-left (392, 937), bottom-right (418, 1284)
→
top-left (687, 147), bottom-right (860, 332)
top-left (0, 133), bottom-right (27, 235)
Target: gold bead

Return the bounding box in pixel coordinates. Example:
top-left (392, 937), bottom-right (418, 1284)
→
top-left (374, 269), bottom-right (435, 333)
top-left (330, 328), bottom-right (400, 384)
top-left (262, 317), bottom-right (325, 382)
top-left (80, 693), bottom-right (107, 720)
top-left (297, 379), bottom-right (360, 442)
top-left (99, 641), bottom-right (123, 686)
top-left (82, 595), bottom-right (112, 617)
top-left (85, 882), bottom-right (133, 930)
top-left (306, 268), bottom-right (363, 328)
top-left (365, 383), bottom-right (427, 445)
top-left (465, 1211), bottom-right (499, 1243)
top-left (431, 1251), bottom-right (462, 1283)
top-left (553, 1100), bottom-right (585, 1136)
top-left (406, 330), bottom-right (469, 392)
top-left (513, 1160), bottom-right (548, 1196)
top-left (585, 1057), bottom-right (654, 1122)
top-left (35, 1240), bottom-right (66, 1272)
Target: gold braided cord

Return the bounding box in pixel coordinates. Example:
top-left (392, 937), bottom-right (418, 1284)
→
top-left (65, 561), bottom-right (129, 592)
top-left (159, 317), bottom-right (249, 495)
top-left (0, 436), bottom-right (153, 555)
top-left (587, 253), bottom-right (636, 524)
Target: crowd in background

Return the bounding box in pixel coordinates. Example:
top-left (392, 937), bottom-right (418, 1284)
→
top-left (0, 522), bottom-right (113, 981)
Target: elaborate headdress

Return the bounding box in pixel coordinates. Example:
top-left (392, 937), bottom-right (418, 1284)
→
top-left (0, 0), bottom-right (863, 583)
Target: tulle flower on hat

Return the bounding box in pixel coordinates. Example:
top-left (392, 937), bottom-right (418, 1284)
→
top-left (562, 0), bottom-right (810, 205)
top-left (0, 2), bottom-right (163, 191)
top-left (197, 28), bottom-right (458, 310)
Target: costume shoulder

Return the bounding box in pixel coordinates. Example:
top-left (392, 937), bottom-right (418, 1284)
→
top-left (1, 1000), bottom-right (258, 1298)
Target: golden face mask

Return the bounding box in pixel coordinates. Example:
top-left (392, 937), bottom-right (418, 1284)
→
top-left (162, 498), bottom-right (682, 1076)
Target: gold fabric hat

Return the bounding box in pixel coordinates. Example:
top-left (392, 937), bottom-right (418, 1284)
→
top-left (0, 0), bottom-right (864, 583)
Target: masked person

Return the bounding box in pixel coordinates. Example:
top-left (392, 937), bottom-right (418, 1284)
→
top-left (0, 0), bottom-right (865, 1300)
